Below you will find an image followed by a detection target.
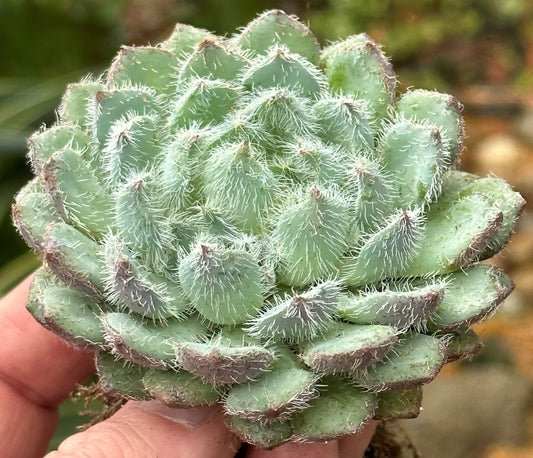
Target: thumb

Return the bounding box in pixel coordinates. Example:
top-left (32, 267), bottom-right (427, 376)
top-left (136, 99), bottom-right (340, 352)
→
top-left (46, 401), bottom-right (241, 458)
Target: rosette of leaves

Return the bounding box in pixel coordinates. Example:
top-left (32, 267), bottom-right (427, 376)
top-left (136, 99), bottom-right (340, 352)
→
top-left (13, 10), bottom-right (524, 448)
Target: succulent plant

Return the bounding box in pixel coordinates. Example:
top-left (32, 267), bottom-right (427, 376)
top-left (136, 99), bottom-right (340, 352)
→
top-left (13, 10), bottom-right (524, 448)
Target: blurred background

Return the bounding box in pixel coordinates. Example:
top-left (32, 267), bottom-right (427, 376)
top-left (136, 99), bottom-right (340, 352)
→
top-left (1, 1), bottom-right (532, 456)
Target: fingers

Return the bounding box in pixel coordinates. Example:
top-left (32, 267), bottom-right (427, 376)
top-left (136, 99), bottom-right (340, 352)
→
top-left (338, 421), bottom-right (378, 457)
top-left (0, 275), bottom-right (95, 407)
top-left (246, 440), bottom-right (339, 458)
top-left (245, 421), bottom-right (378, 458)
top-left (0, 275), bottom-right (96, 457)
top-left (0, 376), bottom-right (58, 458)
top-left (47, 402), bottom-right (242, 458)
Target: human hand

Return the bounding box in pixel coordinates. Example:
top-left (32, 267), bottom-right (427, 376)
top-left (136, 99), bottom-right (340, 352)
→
top-left (0, 276), bottom-right (377, 458)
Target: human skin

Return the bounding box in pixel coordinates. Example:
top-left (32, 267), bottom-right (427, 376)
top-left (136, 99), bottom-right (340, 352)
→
top-left (0, 276), bottom-right (376, 458)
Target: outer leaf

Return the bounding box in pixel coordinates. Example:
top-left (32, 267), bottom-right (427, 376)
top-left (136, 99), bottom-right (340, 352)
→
top-left (298, 322), bottom-right (398, 374)
top-left (397, 89), bottom-right (464, 164)
top-left (43, 222), bottom-right (106, 298)
top-left (41, 149), bottom-right (113, 238)
top-left (442, 328), bottom-right (483, 364)
top-left (28, 124), bottom-right (91, 175)
top-left (96, 351), bottom-right (150, 400)
top-left (358, 333), bottom-right (445, 391)
top-left (161, 24), bottom-right (216, 57)
top-left (428, 264), bottom-right (513, 331)
top-left (142, 369), bottom-right (220, 407)
top-left (40, 286), bottom-right (106, 349)
top-left (224, 345), bottom-right (317, 422)
top-left (102, 312), bottom-right (207, 369)
top-left (439, 171), bottom-right (525, 257)
top-left (374, 387), bottom-right (423, 420)
top-left (227, 415), bottom-right (293, 448)
top-left (180, 39), bottom-right (247, 82)
top-left (12, 178), bottom-right (61, 253)
top-left (292, 375), bottom-right (377, 441)
top-left (336, 281), bottom-right (445, 329)
top-left (26, 267), bottom-right (62, 324)
top-left (403, 194), bottom-right (503, 275)
top-left (59, 79), bottom-right (103, 129)
top-left (176, 327), bottom-right (274, 385)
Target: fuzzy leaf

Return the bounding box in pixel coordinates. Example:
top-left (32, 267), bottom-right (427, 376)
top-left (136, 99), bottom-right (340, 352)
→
top-left (114, 173), bottom-right (175, 271)
top-left (442, 328), bottom-right (482, 363)
top-left (440, 172), bottom-right (525, 258)
top-left (108, 46), bottom-right (178, 95)
top-left (59, 80), bottom-right (103, 129)
top-left (241, 46), bottom-right (326, 97)
top-left (403, 193), bottom-right (503, 276)
top-left (102, 312), bottom-right (207, 369)
top-left (358, 333), bottom-right (445, 390)
top-left (374, 387), bottom-right (423, 420)
top-left (43, 222), bottom-right (106, 298)
top-left (26, 267), bottom-right (62, 325)
top-left (292, 375), bottom-right (376, 441)
top-left (299, 322), bottom-right (398, 374)
top-left (161, 24), bottom-right (216, 57)
top-left (40, 286), bottom-right (106, 349)
top-left (336, 281), bottom-right (445, 329)
top-left (170, 79), bottom-right (240, 129)
top-left (180, 39), bottom-right (247, 82)
top-left (321, 34), bottom-right (396, 121)
top-left (104, 236), bottom-right (189, 319)
top-left (380, 118), bottom-right (446, 207)
top-left (235, 10), bottom-right (320, 64)
top-left (41, 149), bottom-right (114, 238)
top-left (224, 345), bottom-right (317, 421)
top-left (12, 178), bottom-right (61, 253)
top-left (179, 242), bottom-right (264, 325)
top-left (428, 264), bottom-right (513, 331)
top-left (96, 351), bottom-right (150, 400)
top-left (275, 138), bottom-right (348, 187)
top-left (142, 368), bottom-right (220, 407)
top-left (272, 185), bottom-right (350, 287)
top-left (94, 88), bottom-right (160, 147)
top-left (227, 416), bottom-right (293, 449)
top-left (314, 95), bottom-right (374, 153)
top-left (397, 89), bottom-right (464, 164)
top-left (103, 114), bottom-right (161, 184)
top-left (28, 124), bottom-right (91, 175)
top-left (341, 208), bottom-right (424, 286)
top-left (343, 155), bottom-right (396, 231)
top-left (242, 88), bottom-right (316, 142)
top-left (176, 327), bottom-right (274, 385)
top-left (203, 141), bottom-right (276, 233)
top-left (247, 281), bottom-right (340, 343)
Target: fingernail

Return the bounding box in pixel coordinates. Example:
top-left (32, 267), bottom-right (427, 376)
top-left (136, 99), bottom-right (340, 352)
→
top-left (136, 401), bottom-right (218, 428)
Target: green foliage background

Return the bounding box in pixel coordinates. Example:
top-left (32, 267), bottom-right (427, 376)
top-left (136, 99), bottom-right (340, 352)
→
top-left (1, 0), bottom-right (532, 450)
